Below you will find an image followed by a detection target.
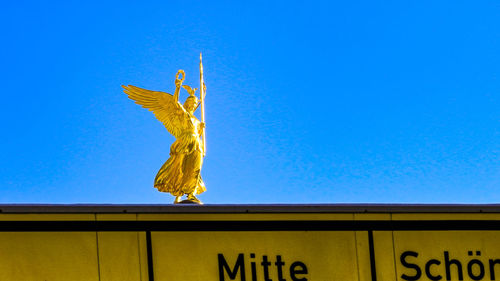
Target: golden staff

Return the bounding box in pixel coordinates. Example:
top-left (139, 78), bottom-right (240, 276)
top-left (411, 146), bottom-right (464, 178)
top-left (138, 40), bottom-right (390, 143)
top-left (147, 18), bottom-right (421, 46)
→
top-left (199, 53), bottom-right (206, 156)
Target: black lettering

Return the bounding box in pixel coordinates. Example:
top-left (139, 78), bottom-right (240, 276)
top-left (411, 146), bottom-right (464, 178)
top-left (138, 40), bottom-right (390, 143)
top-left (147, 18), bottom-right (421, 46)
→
top-left (290, 261), bottom-right (308, 281)
top-left (218, 253), bottom-right (246, 281)
top-left (467, 259), bottom-right (485, 280)
top-left (250, 254), bottom-right (257, 281)
top-left (490, 259), bottom-right (500, 280)
top-left (275, 255), bottom-right (286, 281)
top-left (444, 251), bottom-right (463, 280)
top-left (261, 255), bottom-right (272, 281)
top-left (401, 251), bottom-right (422, 281)
top-left (425, 259), bottom-right (442, 281)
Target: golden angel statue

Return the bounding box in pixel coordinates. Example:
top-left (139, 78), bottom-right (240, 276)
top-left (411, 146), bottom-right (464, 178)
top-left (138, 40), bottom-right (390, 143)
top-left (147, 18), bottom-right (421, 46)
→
top-left (122, 56), bottom-right (207, 204)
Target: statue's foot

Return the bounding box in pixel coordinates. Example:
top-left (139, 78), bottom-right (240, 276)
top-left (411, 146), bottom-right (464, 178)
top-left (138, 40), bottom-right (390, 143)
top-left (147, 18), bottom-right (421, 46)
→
top-left (173, 196), bottom-right (182, 204)
top-left (186, 194), bottom-right (203, 205)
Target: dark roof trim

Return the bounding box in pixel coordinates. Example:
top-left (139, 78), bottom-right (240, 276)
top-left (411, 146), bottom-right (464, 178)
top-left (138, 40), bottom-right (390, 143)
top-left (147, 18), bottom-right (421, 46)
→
top-left (0, 204), bottom-right (499, 213)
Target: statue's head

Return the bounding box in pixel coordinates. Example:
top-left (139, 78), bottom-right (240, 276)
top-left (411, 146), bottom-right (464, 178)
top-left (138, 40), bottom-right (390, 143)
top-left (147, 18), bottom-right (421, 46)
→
top-left (182, 85), bottom-right (198, 113)
top-left (184, 95), bottom-right (198, 112)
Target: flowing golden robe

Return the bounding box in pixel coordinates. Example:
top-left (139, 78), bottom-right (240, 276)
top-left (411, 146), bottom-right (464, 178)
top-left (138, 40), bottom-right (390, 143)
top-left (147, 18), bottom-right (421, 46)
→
top-left (154, 113), bottom-right (206, 196)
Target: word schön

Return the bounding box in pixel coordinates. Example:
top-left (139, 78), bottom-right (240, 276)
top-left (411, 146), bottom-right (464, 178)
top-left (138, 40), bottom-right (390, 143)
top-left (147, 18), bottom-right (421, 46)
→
top-left (400, 250), bottom-right (500, 280)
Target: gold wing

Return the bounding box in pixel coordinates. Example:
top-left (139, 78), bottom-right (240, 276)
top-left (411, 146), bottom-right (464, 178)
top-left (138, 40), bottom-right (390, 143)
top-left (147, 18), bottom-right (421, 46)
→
top-left (122, 85), bottom-right (186, 138)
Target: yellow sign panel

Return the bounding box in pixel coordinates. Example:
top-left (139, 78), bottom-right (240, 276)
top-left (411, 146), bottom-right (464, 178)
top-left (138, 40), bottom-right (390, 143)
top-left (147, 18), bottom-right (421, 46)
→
top-left (151, 231), bottom-right (368, 281)
top-left (0, 232), bottom-right (99, 281)
top-left (97, 232), bottom-right (148, 281)
top-left (0, 206), bottom-right (498, 281)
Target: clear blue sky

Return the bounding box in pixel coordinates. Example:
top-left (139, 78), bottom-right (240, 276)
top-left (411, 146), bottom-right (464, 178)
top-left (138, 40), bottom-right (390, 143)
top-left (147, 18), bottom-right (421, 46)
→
top-left (0, 1), bottom-right (498, 204)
